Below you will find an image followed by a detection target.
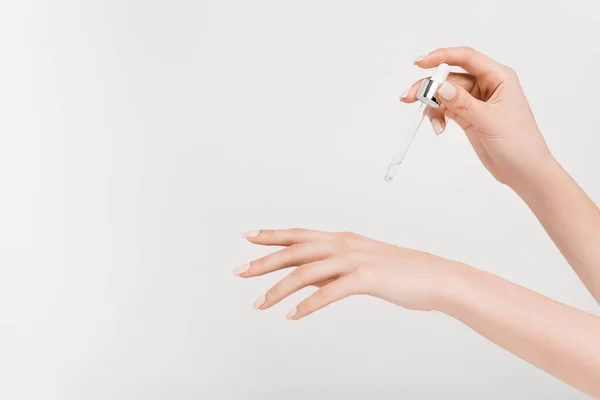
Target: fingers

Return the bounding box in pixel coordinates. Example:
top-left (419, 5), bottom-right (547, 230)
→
top-left (436, 81), bottom-right (489, 126)
top-left (400, 73), bottom-right (476, 104)
top-left (415, 46), bottom-right (505, 81)
top-left (399, 72), bottom-right (481, 132)
top-left (244, 228), bottom-right (331, 246)
top-left (444, 109), bottom-right (473, 131)
top-left (426, 106), bottom-right (446, 136)
top-left (401, 48), bottom-right (505, 128)
top-left (399, 78), bottom-right (425, 103)
top-left (236, 241), bottom-right (334, 277)
top-left (239, 229), bottom-right (365, 320)
top-left (256, 258), bottom-right (349, 310)
top-left (288, 273), bottom-right (363, 320)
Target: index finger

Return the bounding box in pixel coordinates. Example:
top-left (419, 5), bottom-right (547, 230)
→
top-left (415, 46), bottom-right (505, 80)
top-left (244, 228), bottom-right (332, 246)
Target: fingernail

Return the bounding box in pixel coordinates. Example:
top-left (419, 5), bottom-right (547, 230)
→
top-left (241, 230), bottom-right (259, 239)
top-left (431, 118), bottom-right (443, 135)
top-left (286, 308), bottom-right (297, 320)
top-left (253, 294), bottom-right (266, 310)
top-left (414, 53), bottom-right (429, 63)
top-left (399, 87), bottom-right (411, 101)
top-left (233, 263), bottom-right (250, 276)
top-left (438, 81), bottom-right (456, 101)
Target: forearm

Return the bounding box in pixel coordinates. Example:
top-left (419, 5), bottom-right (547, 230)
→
top-left (510, 155), bottom-right (600, 301)
top-left (437, 262), bottom-right (600, 397)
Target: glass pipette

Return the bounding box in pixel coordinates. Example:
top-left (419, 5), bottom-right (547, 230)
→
top-left (384, 102), bottom-right (427, 182)
top-left (384, 63), bottom-right (450, 182)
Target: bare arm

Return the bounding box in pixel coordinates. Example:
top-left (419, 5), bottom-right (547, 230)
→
top-left (236, 47), bottom-right (600, 397)
top-left (512, 157), bottom-right (600, 301)
top-left (406, 47), bottom-right (600, 301)
top-left (238, 229), bottom-right (600, 397)
top-left (441, 262), bottom-right (600, 397)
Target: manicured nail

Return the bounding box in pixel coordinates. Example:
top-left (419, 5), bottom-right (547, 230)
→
top-left (400, 87), bottom-right (411, 101)
top-left (241, 230), bottom-right (259, 239)
top-left (414, 53), bottom-right (429, 63)
top-left (253, 294), bottom-right (266, 310)
top-left (438, 81), bottom-right (456, 101)
top-left (233, 263), bottom-right (250, 276)
top-left (286, 308), bottom-right (297, 320)
top-left (431, 118), bottom-right (443, 135)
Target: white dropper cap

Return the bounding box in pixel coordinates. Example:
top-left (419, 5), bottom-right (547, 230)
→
top-left (430, 63), bottom-right (450, 83)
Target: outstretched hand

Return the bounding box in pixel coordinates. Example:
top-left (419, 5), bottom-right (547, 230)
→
top-left (235, 229), bottom-right (460, 320)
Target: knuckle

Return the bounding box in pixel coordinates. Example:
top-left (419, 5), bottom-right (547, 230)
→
top-left (437, 47), bottom-right (452, 60)
top-left (278, 245), bottom-right (304, 267)
top-left (289, 228), bottom-right (305, 236)
top-left (497, 65), bottom-right (517, 80)
top-left (455, 91), bottom-right (473, 111)
top-left (459, 45), bottom-right (476, 58)
top-left (338, 231), bottom-right (359, 244)
top-left (291, 265), bottom-right (310, 280)
top-left (285, 243), bottom-right (304, 257)
top-left (445, 110), bottom-right (457, 120)
top-left (340, 231), bottom-right (355, 241)
top-left (506, 66), bottom-right (518, 78)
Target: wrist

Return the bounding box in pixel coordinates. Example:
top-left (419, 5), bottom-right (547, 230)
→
top-left (430, 260), bottom-right (476, 313)
top-left (505, 151), bottom-right (560, 196)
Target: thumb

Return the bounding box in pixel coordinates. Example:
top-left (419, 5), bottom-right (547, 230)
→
top-left (437, 81), bottom-right (488, 126)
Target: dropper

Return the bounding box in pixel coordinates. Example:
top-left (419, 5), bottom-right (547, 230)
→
top-left (384, 63), bottom-right (450, 182)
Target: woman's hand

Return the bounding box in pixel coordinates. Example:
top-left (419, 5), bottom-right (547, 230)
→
top-left (235, 229), bottom-right (600, 396)
top-left (401, 46), bottom-right (552, 186)
top-left (234, 228), bottom-right (460, 319)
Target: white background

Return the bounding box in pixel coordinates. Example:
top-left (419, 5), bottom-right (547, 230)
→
top-left (1, 0), bottom-right (599, 399)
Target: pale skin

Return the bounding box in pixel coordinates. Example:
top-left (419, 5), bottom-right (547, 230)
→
top-left (234, 47), bottom-right (600, 397)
